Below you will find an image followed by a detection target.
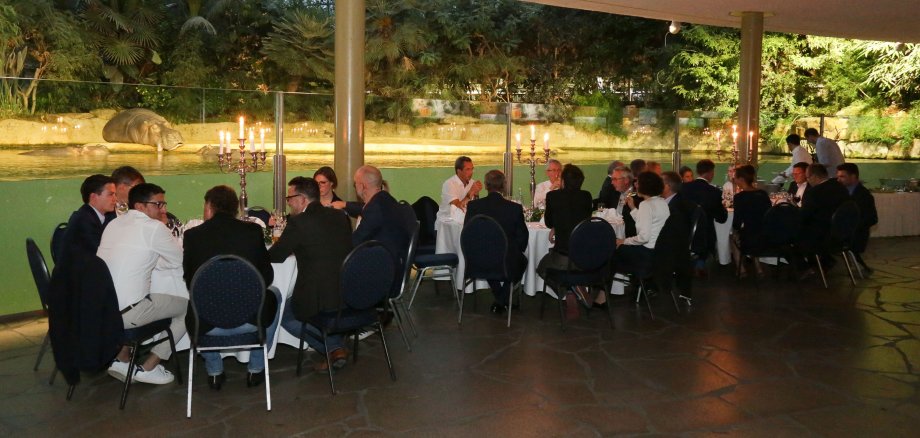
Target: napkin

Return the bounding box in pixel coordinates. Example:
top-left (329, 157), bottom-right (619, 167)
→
top-left (598, 208), bottom-right (624, 225)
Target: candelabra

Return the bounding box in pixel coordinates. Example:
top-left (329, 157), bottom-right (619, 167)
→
top-left (515, 132), bottom-right (551, 209)
top-left (217, 136), bottom-right (267, 215)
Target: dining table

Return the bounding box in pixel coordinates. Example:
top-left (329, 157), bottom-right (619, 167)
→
top-left (435, 213), bottom-right (625, 299)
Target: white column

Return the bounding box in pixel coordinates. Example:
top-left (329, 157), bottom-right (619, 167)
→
top-left (334, 0), bottom-right (365, 200)
top-left (737, 12), bottom-right (763, 165)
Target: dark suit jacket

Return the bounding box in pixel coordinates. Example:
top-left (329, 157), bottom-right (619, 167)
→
top-left (465, 192), bottom-right (529, 278)
top-left (48, 254), bottom-right (123, 385)
top-left (59, 204), bottom-right (115, 269)
top-left (622, 194), bottom-right (642, 238)
top-left (352, 191), bottom-right (412, 265)
top-left (680, 178), bottom-right (727, 256)
top-left (850, 183), bottom-right (878, 253)
top-left (597, 176), bottom-right (618, 208)
top-left (663, 201), bottom-right (693, 296)
top-left (270, 202), bottom-right (353, 320)
top-left (544, 188), bottom-right (593, 255)
top-left (800, 178), bottom-right (850, 248)
top-left (182, 212), bottom-right (275, 334)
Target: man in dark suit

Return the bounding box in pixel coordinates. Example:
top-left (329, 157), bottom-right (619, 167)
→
top-left (271, 177), bottom-right (353, 373)
top-left (661, 171), bottom-right (695, 300)
top-left (596, 160), bottom-right (624, 208)
top-left (182, 185), bottom-right (277, 389)
top-left (786, 162), bottom-right (810, 206)
top-left (679, 159), bottom-right (728, 276)
top-left (465, 170), bottom-right (529, 314)
top-left (836, 163), bottom-right (878, 273)
top-left (352, 165), bottom-right (413, 276)
top-left (58, 174), bottom-right (118, 269)
top-left (800, 163), bottom-right (850, 273)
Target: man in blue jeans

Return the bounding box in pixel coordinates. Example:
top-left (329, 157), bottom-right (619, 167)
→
top-left (183, 185), bottom-right (279, 390)
top-left (270, 177), bottom-right (353, 373)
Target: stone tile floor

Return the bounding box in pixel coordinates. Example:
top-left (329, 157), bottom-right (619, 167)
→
top-left (1, 237), bottom-right (919, 437)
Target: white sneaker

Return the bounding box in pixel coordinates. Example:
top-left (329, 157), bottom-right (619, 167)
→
top-left (132, 364), bottom-right (175, 385)
top-left (107, 360), bottom-right (129, 382)
top-left (357, 328), bottom-right (376, 340)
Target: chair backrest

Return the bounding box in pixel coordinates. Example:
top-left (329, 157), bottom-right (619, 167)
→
top-left (340, 241), bottom-right (397, 310)
top-left (26, 238), bottom-right (51, 311)
top-left (189, 255), bottom-right (266, 336)
top-left (247, 206), bottom-right (272, 228)
top-left (50, 222), bottom-right (67, 265)
top-left (396, 201), bottom-right (420, 298)
top-left (689, 204), bottom-right (708, 254)
top-left (460, 214), bottom-right (509, 281)
top-left (568, 218), bottom-right (615, 272)
top-left (650, 213), bottom-right (691, 280)
top-left (761, 203), bottom-right (803, 246)
top-left (831, 200), bottom-right (861, 244)
top-left (412, 196), bottom-right (440, 245)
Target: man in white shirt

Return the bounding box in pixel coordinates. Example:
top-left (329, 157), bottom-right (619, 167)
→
top-left (805, 128), bottom-right (845, 171)
top-left (772, 134), bottom-right (813, 184)
top-left (437, 156), bottom-right (482, 224)
top-left (532, 159), bottom-right (562, 208)
top-left (97, 183), bottom-right (186, 385)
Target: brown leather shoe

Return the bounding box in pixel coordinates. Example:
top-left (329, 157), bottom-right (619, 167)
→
top-left (314, 348), bottom-right (349, 373)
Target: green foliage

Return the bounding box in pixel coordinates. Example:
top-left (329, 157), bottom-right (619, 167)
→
top-left (261, 7), bottom-right (333, 91)
top-left (667, 25), bottom-right (740, 115)
top-left (857, 42), bottom-right (920, 106)
top-left (571, 91), bottom-right (626, 137)
top-left (850, 111), bottom-right (898, 146)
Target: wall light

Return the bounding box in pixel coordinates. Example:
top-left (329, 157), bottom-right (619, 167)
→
top-left (669, 21), bottom-right (681, 34)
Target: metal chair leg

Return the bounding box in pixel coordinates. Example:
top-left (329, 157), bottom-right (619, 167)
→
top-left (458, 279), bottom-right (469, 326)
top-left (166, 329), bottom-right (182, 384)
top-left (322, 333), bottom-right (335, 395)
top-left (186, 346), bottom-right (195, 418)
top-left (378, 322), bottom-right (397, 382)
top-left (850, 251), bottom-right (865, 279)
top-left (388, 299), bottom-right (412, 352)
top-left (262, 344), bottom-right (272, 411)
top-left (407, 267), bottom-right (425, 310)
top-left (399, 301), bottom-right (418, 338)
top-left (34, 332), bottom-right (50, 371)
top-left (638, 279), bottom-right (654, 320)
top-left (841, 251), bottom-right (857, 286)
top-left (119, 343), bottom-right (140, 409)
top-left (815, 255), bottom-right (828, 288)
top-left (506, 283), bottom-right (513, 328)
top-left (296, 323), bottom-right (306, 376)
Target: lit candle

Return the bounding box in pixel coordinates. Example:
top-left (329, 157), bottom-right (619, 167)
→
top-left (259, 128), bottom-right (265, 152)
top-left (530, 125), bottom-right (536, 141)
top-left (732, 131), bottom-right (738, 144)
top-left (218, 130), bottom-right (225, 154)
top-left (249, 129), bottom-right (255, 152)
top-left (715, 131), bottom-right (721, 144)
top-left (515, 133), bottom-right (521, 152)
top-left (543, 132), bottom-right (550, 151)
top-left (238, 116), bottom-right (245, 139)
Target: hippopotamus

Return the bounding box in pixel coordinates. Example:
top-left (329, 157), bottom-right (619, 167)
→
top-left (102, 108), bottom-right (184, 151)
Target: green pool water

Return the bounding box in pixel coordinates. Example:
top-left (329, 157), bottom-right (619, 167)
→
top-left (2, 149), bottom-right (918, 316)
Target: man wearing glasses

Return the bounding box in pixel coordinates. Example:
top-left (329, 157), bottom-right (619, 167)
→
top-left (97, 183), bottom-right (187, 385)
top-left (285, 176), bottom-right (312, 216)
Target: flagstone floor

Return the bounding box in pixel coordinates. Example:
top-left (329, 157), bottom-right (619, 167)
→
top-left (1, 237), bottom-right (919, 437)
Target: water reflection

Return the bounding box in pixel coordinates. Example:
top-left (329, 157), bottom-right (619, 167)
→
top-left (1, 147), bottom-right (917, 185)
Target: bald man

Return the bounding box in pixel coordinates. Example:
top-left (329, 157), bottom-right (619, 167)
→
top-left (352, 165), bottom-right (413, 279)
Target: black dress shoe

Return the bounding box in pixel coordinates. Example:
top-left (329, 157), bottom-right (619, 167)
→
top-left (490, 303), bottom-right (506, 314)
top-left (246, 371), bottom-right (264, 387)
top-left (207, 373), bottom-right (226, 391)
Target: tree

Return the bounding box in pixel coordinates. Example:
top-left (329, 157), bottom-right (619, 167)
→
top-left (260, 7), bottom-right (333, 92)
top-left (79, 0), bottom-right (166, 85)
top-left (857, 41), bottom-right (920, 106)
top-left (0, 0), bottom-right (94, 114)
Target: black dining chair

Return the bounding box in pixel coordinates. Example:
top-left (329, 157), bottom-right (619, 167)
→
top-left (187, 255), bottom-right (271, 417)
top-left (412, 196), bottom-right (440, 256)
top-left (301, 241), bottom-right (398, 394)
top-left (388, 201), bottom-right (421, 351)
top-left (540, 218), bottom-right (616, 331)
top-left (50, 222), bottom-right (67, 265)
top-left (25, 238), bottom-right (58, 384)
top-left (613, 214), bottom-right (686, 320)
top-left (459, 214), bottom-right (520, 328)
top-left (738, 202), bottom-right (803, 280)
top-left (822, 200), bottom-right (863, 287)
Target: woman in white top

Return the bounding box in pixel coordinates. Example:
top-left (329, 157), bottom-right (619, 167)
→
top-left (612, 171), bottom-right (671, 273)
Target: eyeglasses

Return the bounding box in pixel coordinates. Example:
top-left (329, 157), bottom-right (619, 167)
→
top-left (285, 194), bottom-right (303, 201)
top-left (142, 201), bottom-right (168, 209)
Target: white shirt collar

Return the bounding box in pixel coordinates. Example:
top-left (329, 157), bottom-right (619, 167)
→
top-left (90, 205), bottom-right (106, 224)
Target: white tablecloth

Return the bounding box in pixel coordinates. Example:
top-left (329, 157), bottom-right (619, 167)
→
top-left (435, 219), bottom-right (552, 297)
top-left (873, 192), bottom-right (920, 237)
top-left (175, 255), bottom-right (300, 362)
top-left (714, 210), bottom-right (734, 265)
